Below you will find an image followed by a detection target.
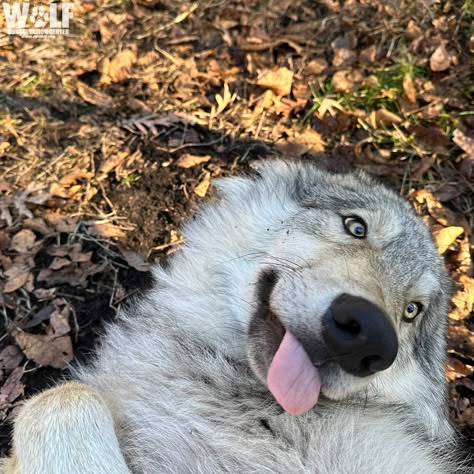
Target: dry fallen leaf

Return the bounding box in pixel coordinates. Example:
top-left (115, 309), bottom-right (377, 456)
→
top-left (120, 248), bottom-right (151, 272)
top-left (403, 73), bottom-right (416, 103)
top-left (446, 356), bottom-right (474, 381)
top-left (97, 12), bottom-right (128, 44)
top-left (49, 257), bottom-right (72, 270)
top-left (9, 229), bottom-right (36, 254)
top-left (256, 67), bottom-right (294, 96)
top-left (194, 172), bottom-right (211, 198)
top-left (459, 153), bottom-right (474, 179)
top-left (49, 306), bottom-right (71, 337)
top-left (359, 44), bottom-right (377, 64)
top-left (0, 345), bottom-right (23, 370)
top-left (251, 89), bottom-right (274, 118)
top-left (98, 150), bottom-right (130, 176)
top-left (451, 275), bottom-right (474, 321)
top-left (87, 222), bottom-right (126, 239)
top-left (449, 322), bottom-right (474, 357)
top-left (23, 217), bottom-right (52, 235)
top-left (176, 154), bottom-right (211, 168)
top-left (101, 49), bottom-right (137, 84)
top-left (331, 34), bottom-right (357, 67)
top-left (317, 98), bottom-right (346, 118)
top-left (433, 226), bottom-right (464, 254)
top-left (451, 239), bottom-right (472, 274)
top-left (406, 19), bottom-right (422, 40)
top-left (3, 264), bottom-right (32, 293)
top-left (24, 305), bottom-right (56, 329)
top-left (212, 83), bottom-right (237, 117)
top-left (430, 44), bottom-right (450, 72)
top-left (288, 128), bottom-right (325, 154)
top-left (44, 213), bottom-right (79, 233)
top-left (367, 108), bottom-right (402, 128)
top-left (305, 58), bottom-right (328, 74)
top-left (13, 330), bottom-right (73, 369)
top-left (49, 183), bottom-right (81, 199)
top-left (13, 183), bottom-right (50, 219)
top-left (411, 156), bottom-right (436, 180)
top-left (77, 81), bottom-right (114, 108)
top-left (408, 125), bottom-right (451, 154)
top-left (0, 202), bottom-right (12, 226)
top-left (332, 68), bottom-right (365, 93)
top-left (413, 190), bottom-right (468, 231)
top-left (0, 367), bottom-right (24, 409)
top-left (453, 128), bottom-right (474, 157)
top-left (37, 261), bottom-right (108, 288)
top-left (59, 170), bottom-right (94, 186)
top-left (457, 406), bottom-right (474, 431)
top-left (47, 243), bottom-right (92, 263)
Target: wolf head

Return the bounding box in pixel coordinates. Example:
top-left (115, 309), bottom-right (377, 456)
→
top-left (155, 160), bottom-right (450, 423)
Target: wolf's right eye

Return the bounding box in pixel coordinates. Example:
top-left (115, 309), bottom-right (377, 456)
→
top-left (403, 302), bottom-right (423, 322)
top-left (343, 216), bottom-right (367, 239)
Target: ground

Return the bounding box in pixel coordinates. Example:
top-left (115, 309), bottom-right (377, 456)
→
top-left (0, 0), bottom-right (473, 456)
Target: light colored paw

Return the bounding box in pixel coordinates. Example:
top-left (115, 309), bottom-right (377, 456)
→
top-left (8, 382), bottom-right (129, 474)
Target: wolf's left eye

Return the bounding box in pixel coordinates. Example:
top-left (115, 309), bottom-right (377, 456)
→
top-left (343, 216), bottom-right (367, 239)
top-left (403, 302), bottom-right (423, 322)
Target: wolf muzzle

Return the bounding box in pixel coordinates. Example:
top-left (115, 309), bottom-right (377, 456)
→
top-left (323, 294), bottom-right (398, 377)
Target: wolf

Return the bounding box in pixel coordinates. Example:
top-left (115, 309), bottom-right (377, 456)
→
top-left (1, 159), bottom-right (466, 473)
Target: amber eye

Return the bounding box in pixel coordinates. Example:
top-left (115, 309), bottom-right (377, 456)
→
top-left (343, 216), bottom-right (367, 239)
top-left (403, 302), bottom-right (423, 322)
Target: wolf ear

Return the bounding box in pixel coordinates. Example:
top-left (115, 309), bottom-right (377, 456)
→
top-left (213, 159), bottom-right (314, 204)
top-left (212, 175), bottom-right (259, 201)
top-left (213, 160), bottom-right (293, 201)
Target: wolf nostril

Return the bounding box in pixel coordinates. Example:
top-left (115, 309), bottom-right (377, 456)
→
top-left (335, 319), bottom-right (361, 336)
top-left (323, 294), bottom-right (398, 377)
top-left (361, 355), bottom-right (384, 374)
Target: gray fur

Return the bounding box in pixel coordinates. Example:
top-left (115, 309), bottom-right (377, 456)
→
top-left (2, 160), bottom-right (467, 473)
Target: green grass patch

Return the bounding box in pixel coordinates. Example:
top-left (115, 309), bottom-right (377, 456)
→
top-left (305, 58), bottom-right (428, 121)
top-left (16, 74), bottom-right (54, 96)
top-left (17, 75), bottom-right (40, 95)
top-left (122, 172), bottom-right (141, 188)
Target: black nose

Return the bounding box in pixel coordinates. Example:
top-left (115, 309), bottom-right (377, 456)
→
top-left (323, 294), bottom-right (398, 377)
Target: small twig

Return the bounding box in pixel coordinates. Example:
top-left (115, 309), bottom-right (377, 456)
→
top-left (97, 178), bottom-right (116, 214)
top-left (137, 3), bottom-right (198, 39)
top-left (70, 305), bottom-right (79, 343)
top-left (154, 137), bottom-right (224, 154)
top-left (254, 111), bottom-right (266, 139)
top-left (148, 238), bottom-right (184, 256)
top-left (154, 44), bottom-right (183, 66)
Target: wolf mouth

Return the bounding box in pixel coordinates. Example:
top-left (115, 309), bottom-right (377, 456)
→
top-left (251, 270), bottom-right (322, 415)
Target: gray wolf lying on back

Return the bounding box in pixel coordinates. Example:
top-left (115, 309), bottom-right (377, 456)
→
top-left (1, 160), bottom-right (466, 473)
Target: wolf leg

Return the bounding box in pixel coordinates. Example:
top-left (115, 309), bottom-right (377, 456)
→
top-left (1, 381), bottom-right (129, 474)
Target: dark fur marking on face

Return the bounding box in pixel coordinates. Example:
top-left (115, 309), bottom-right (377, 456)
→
top-left (255, 269), bottom-right (278, 309)
top-left (259, 418), bottom-right (275, 436)
top-left (253, 270), bottom-right (285, 345)
top-left (247, 270), bottom-right (286, 382)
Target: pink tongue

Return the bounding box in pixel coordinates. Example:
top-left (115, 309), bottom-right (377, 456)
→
top-left (267, 330), bottom-right (321, 415)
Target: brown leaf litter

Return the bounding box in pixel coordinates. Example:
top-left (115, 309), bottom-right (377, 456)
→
top-left (0, 0), bottom-right (472, 453)
top-left (12, 330), bottom-right (73, 370)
